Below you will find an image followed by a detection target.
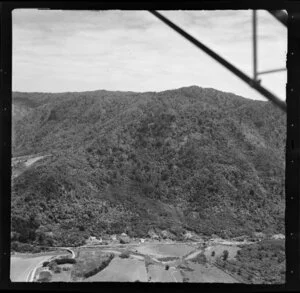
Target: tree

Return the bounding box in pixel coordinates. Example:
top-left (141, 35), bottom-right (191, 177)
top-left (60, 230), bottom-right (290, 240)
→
top-left (119, 250), bottom-right (130, 259)
top-left (222, 250), bottom-right (229, 261)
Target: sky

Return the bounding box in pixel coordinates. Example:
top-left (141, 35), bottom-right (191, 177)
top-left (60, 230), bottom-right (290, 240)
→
top-left (12, 9), bottom-right (287, 101)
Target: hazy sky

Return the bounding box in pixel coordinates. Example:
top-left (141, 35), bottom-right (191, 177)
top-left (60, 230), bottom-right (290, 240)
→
top-left (13, 9), bottom-right (287, 101)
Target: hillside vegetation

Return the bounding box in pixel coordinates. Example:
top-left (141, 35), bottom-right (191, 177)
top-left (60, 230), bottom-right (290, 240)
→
top-left (11, 86), bottom-right (286, 248)
top-left (216, 239), bottom-right (285, 284)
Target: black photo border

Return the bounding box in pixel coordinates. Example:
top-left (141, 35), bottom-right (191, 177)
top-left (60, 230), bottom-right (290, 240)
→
top-left (1, 1), bottom-right (299, 292)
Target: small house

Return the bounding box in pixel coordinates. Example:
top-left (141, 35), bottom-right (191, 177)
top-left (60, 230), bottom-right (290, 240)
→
top-left (119, 235), bottom-right (130, 244)
top-left (184, 231), bottom-right (193, 239)
top-left (271, 234), bottom-right (285, 240)
top-left (148, 229), bottom-right (159, 240)
top-left (253, 232), bottom-right (266, 240)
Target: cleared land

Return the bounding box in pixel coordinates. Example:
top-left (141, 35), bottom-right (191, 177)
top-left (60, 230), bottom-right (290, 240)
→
top-left (180, 261), bottom-right (239, 283)
top-left (147, 264), bottom-right (182, 282)
top-left (11, 241), bottom-right (262, 283)
top-left (84, 257), bottom-right (147, 282)
top-left (12, 154), bottom-right (50, 179)
top-left (24, 156), bottom-right (47, 167)
top-left (135, 243), bottom-right (194, 258)
top-left (81, 243), bottom-right (241, 282)
top-left (204, 244), bottom-right (241, 262)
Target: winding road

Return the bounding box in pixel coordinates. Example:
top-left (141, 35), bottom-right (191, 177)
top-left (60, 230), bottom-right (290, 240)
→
top-left (10, 255), bottom-right (54, 282)
top-left (10, 248), bottom-right (75, 282)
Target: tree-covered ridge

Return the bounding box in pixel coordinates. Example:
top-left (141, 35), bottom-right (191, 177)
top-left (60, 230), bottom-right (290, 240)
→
top-left (11, 86), bottom-right (286, 247)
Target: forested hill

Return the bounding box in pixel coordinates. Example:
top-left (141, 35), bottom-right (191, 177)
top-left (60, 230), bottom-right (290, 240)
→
top-left (11, 86), bottom-right (286, 247)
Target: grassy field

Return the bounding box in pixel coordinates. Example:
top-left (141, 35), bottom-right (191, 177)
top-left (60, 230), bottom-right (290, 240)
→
top-left (147, 264), bottom-right (177, 282)
top-left (204, 244), bottom-right (241, 262)
top-left (135, 243), bottom-right (194, 258)
top-left (180, 261), bottom-right (239, 283)
top-left (11, 240), bottom-right (281, 283)
top-left (71, 249), bottom-right (114, 281)
top-left (84, 257), bottom-right (148, 282)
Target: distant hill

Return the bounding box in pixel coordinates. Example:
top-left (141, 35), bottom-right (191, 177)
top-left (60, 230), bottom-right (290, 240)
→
top-left (11, 86), bottom-right (286, 247)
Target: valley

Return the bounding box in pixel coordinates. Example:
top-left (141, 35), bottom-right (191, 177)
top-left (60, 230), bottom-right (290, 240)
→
top-left (10, 86), bottom-right (286, 283)
top-left (11, 237), bottom-right (247, 283)
top-left (11, 235), bottom-right (285, 283)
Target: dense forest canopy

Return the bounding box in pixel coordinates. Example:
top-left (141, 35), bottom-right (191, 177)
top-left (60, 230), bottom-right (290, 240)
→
top-left (11, 86), bottom-right (286, 247)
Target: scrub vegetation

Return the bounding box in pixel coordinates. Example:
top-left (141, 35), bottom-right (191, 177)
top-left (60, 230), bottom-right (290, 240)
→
top-left (71, 250), bottom-right (114, 280)
top-left (216, 239), bottom-right (285, 284)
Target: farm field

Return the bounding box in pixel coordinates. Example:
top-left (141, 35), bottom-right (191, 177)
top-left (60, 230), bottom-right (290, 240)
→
top-left (78, 242), bottom-right (242, 282)
top-left (11, 239), bottom-right (281, 283)
top-left (134, 243), bottom-right (195, 258)
top-left (147, 264), bottom-right (182, 282)
top-left (180, 261), bottom-right (239, 283)
top-left (84, 257), bottom-right (148, 282)
top-left (204, 244), bottom-right (241, 262)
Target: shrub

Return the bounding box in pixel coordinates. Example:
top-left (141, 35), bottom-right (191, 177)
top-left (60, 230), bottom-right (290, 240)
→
top-left (42, 261), bottom-right (50, 267)
top-left (157, 256), bottom-right (178, 262)
top-left (169, 226), bottom-right (184, 238)
top-left (119, 250), bottom-right (130, 259)
top-left (83, 254), bottom-right (114, 278)
top-left (55, 258), bottom-right (76, 265)
top-left (48, 261), bottom-right (58, 271)
top-left (191, 253), bottom-right (207, 264)
top-left (119, 236), bottom-right (130, 244)
top-left (54, 266), bottom-right (61, 274)
top-left (11, 241), bottom-right (42, 253)
top-left (37, 271), bottom-right (52, 282)
top-left (211, 251), bottom-right (215, 257)
top-left (222, 250), bottom-right (229, 261)
top-left (72, 252), bottom-right (114, 280)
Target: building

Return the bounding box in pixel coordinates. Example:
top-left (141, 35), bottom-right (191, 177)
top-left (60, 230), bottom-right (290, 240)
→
top-left (271, 234), bottom-right (285, 240)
